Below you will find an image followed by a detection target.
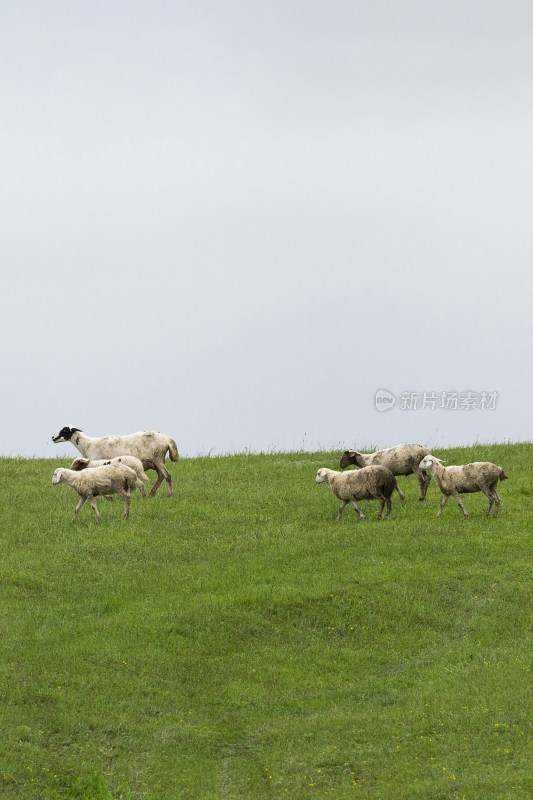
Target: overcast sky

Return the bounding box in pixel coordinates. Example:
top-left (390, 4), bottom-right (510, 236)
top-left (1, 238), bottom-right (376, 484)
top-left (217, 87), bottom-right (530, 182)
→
top-left (2, 1), bottom-right (532, 459)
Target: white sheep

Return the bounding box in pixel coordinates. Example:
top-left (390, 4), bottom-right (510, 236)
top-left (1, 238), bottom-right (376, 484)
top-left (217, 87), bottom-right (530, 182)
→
top-left (315, 465), bottom-right (396, 521)
top-left (340, 444), bottom-right (432, 500)
top-left (418, 455), bottom-right (509, 518)
top-left (52, 464), bottom-right (138, 521)
top-left (70, 456), bottom-right (149, 497)
top-left (52, 426), bottom-right (179, 496)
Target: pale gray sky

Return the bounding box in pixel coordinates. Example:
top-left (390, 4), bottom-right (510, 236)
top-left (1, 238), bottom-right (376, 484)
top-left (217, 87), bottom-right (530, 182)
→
top-left (2, 1), bottom-right (532, 458)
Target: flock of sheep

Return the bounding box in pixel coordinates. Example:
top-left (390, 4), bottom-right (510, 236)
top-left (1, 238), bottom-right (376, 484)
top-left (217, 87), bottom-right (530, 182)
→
top-left (51, 426), bottom-right (509, 522)
top-left (316, 444), bottom-right (508, 521)
top-left (51, 426), bottom-right (179, 521)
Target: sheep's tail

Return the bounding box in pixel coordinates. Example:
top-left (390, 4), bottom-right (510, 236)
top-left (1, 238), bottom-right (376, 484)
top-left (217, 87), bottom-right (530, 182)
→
top-left (168, 438), bottom-right (180, 462)
top-left (499, 469), bottom-right (509, 481)
top-left (393, 476), bottom-right (405, 500)
top-left (124, 473), bottom-right (137, 491)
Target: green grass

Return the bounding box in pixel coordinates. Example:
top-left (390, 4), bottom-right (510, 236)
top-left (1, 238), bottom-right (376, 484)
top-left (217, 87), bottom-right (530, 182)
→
top-left (0, 442), bottom-right (532, 799)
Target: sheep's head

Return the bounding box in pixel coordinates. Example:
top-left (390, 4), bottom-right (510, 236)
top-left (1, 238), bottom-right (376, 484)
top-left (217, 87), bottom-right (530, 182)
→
top-left (52, 468), bottom-right (65, 485)
top-left (315, 468), bottom-right (329, 484)
top-left (341, 450), bottom-right (355, 469)
top-left (52, 425), bottom-right (82, 443)
top-left (70, 457), bottom-right (90, 471)
top-left (340, 450), bottom-right (359, 469)
top-left (419, 455), bottom-right (444, 470)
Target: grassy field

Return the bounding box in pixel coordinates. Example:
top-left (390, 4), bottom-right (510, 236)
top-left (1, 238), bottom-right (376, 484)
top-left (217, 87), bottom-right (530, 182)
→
top-left (1, 442), bottom-right (531, 799)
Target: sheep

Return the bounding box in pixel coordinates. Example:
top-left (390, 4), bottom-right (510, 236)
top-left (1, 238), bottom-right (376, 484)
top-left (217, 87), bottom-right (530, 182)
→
top-left (70, 456), bottom-right (150, 497)
top-left (418, 455), bottom-right (509, 518)
top-left (52, 464), bottom-right (138, 521)
top-left (340, 457), bottom-right (405, 501)
top-left (340, 444), bottom-right (432, 501)
top-left (52, 426), bottom-right (179, 496)
top-left (315, 465), bottom-right (396, 521)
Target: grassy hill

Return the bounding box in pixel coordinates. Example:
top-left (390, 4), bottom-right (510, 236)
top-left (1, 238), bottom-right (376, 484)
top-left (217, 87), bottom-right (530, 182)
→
top-left (1, 442), bottom-right (531, 799)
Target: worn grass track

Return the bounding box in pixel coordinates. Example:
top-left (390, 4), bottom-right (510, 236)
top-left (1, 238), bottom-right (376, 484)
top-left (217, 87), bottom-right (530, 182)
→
top-left (0, 442), bottom-right (531, 799)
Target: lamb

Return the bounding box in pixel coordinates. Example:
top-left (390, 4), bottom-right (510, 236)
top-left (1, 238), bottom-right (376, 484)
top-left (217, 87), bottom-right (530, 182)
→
top-left (340, 444), bottom-right (432, 501)
top-left (418, 455), bottom-right (509, 518)
top-left (315, 465), bottom-right (396, 521)
top-left (52, 426), bottom-right (179, 496)
top-left (70, 455), bottom-right (149, 497)
top-left (52, 464), bottom-right (138, 521)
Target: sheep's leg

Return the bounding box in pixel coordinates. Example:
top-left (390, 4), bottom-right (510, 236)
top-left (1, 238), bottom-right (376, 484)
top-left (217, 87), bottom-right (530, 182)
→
top-left (350, 500), bottom-right (366, 520)
top-left (149, 467), bottom-right (165, 496)
top-left (453, 492), bottom-right (469, 518)
top-left (149, 462), bottom-right (173, 497)
top-left (377, 497), bottom-right (385, 520)
top-left (393, 477), bottom-right (405, 501)
top-left (483, 489), bottom-right (495, 517)
top-left (89, 497), bottom-right (101, 521)
top-left (162, 464), bottom-right (173, 496)
top-left (335, 500), bottom-right (348, 522)
top-left (484, 480), bottom-right (501, 518)
top-left (492, 487), bottom-right (501, 518)
top-left (386, 496), bottom-right (392, 519)
top-left (123, 493), bottom-right (131, 519)
top-left (414, 467), bottom-right (430, 500)
top-left (436, 495), bottom-right (449, 517)
top-left (115, 488), bottom-right (132, 519)
top-left (72, 496), bottom-right (86, 521)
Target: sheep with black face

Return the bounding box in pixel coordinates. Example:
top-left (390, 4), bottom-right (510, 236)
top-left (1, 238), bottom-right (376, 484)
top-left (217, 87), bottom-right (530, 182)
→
top-left (340, 444), bottom-right (432, 500)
